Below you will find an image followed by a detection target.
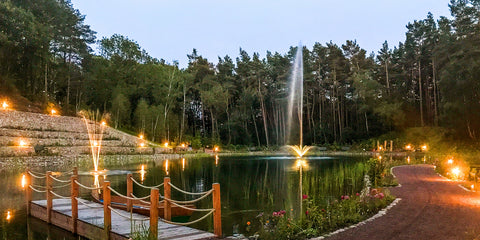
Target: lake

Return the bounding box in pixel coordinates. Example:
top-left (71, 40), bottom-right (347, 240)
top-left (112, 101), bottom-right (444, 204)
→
top-left (0, 154), bottom-right (379, 239)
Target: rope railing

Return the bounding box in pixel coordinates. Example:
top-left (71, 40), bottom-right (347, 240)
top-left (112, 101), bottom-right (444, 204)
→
top-left (49, 190), bottom-right (70, 199)
top-left (130, 176), bottom-right (164, 189)
top-left (32, 184), bottom-right (46, 189)
top-left (160, 209), bottom-right (215, 226)
top-left (108, 186), bottom-right (150, 201)
top-left (29, 185), bottom-right (46, 193)
top-left (28, 171), bottom-right (46, 179)
top-left (28, 170), bottom-right (46, 176)
top-left (162, 189), bottom-right (213, 204)
top-left (74, 180), bottom-right (102, 190)
top-left (108, 206), bottom-right (150, 221)
top-left (167, 199), bottom-right (214, 212)
top-left (168, 182), bottom-right (212, 195)
top-left (75, 197), bottom-right (103, 209)
top-left (50, 175), bottom-right (71, 183)
top-left (52, 182), bottom-right (71, 189)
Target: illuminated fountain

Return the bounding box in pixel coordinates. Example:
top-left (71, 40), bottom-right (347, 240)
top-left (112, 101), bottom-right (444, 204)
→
top-left (286, 44), bottom-right (312, 158)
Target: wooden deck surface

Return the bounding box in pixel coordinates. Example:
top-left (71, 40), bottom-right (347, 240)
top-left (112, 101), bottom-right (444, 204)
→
top-left (31, 199), bottom-right (216, 240)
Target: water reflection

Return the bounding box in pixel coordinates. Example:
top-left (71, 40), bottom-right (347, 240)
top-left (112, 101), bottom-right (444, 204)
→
top-left (140, 165), bottom-right (146, 182)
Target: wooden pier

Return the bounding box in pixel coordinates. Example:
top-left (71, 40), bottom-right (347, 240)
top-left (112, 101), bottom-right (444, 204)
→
top-left (24, 168), bottom-right (221, 240)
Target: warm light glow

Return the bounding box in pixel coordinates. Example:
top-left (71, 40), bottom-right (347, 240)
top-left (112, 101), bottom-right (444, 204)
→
top-left (6, 211), bottom-right (11, 221)
top-left (165, 160), bottom-right (169, 175)
top-left (214, 146), bottom-right (219, 152)
top-left (93, 174), bottom-right (100, 189)
top-left (21, 174), bottom-right (26, 188)
top-left (182, 158), bottom-right (185, 171)
top-left (50, 109), bottom-right (57, 115)
top-left (296, 159), bottom-right (308, 169)
top-left (378, 156), bottom-right (382, 160)
top-left (407, 156), bottom-right (411, 164)
top-left (452, 167), bottom-right (461, 178)
top-left (101, 121), bottom-right (106, 126)
top-left (215, 155), bottom-right (219, 165)
top-left (164, 142), bottom-right (169, 148)
top-left (18, 139), bottom-right (27, 148)
top-left (471, 184), bottom-right (475, 190)
top-left (140, 142), bottom-right (145, 148)
top-left (181, 143), bottom-right (185, 148)
top-left (422, 145), bottom-right (428, 151)
top-left (405, 144), bottom-right (412, 150)
top-left (288, 145), bottom-right (313, 158)
top-left (93, 141), bottom-right (98, 147)
top-left (447, 159), bottom-right (453, 164)
top-left (2, 101), bottom-right (9, 110)
top-left (139, 134), bottom-right (144, 139)
top-left (140, 165), bottom-right (146, 182)
top-left (378, 146), bottom-right (382, 151)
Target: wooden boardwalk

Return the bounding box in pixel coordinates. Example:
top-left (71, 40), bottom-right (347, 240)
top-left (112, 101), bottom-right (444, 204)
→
top-left (30, 198), bottom-right (216, 240)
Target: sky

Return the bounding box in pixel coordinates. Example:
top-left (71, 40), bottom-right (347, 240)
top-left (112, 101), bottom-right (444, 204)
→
top-left (71, 0), bottom-right (452, 68)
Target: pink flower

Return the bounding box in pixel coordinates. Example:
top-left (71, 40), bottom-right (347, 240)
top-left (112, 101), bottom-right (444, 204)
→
top-left (344, 195), bottom-right (350, 200)
top-left (302, 194), bottom-right (308, 199)
top-left (378, 193), bottom-right (385, 199)
top-left (371, 189), bottom-right (378, 195)
top-left (356, 193), bottom-right (360, 196)
top-left (305, 211), bottom-right (309, 215)
top-left (341, 195), bottom-right (344, 200)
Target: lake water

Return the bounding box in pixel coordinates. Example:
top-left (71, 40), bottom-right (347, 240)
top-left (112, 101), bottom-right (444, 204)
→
top-left (0, 154), bottom-right (378, 239)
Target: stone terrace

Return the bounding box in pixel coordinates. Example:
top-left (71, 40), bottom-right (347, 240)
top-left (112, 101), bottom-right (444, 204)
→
top-left (0, 110), bottom-right (159, 156)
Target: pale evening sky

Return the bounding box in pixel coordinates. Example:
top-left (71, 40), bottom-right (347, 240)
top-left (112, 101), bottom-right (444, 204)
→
top-left (71, 0), bottom-right (452, 68)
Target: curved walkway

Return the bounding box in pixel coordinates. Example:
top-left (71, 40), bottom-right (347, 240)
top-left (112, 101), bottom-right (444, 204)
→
top-left (326, 165), bottom-right (480, 240)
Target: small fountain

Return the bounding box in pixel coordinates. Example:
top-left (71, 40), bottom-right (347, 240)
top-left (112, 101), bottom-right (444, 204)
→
top-left (286, 44), bottom-right (312, 158)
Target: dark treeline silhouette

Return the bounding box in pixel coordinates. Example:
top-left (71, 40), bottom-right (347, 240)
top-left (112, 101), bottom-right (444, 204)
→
top-left (1, 0), bottom-right (480, 147)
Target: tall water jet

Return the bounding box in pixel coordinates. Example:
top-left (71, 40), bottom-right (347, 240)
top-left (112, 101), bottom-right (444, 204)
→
top-left (287, 44), bottom-right (311, 157)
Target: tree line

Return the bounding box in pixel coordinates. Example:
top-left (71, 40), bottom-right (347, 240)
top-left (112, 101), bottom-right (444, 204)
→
top-left (1, 0), bottom-right (480, 147)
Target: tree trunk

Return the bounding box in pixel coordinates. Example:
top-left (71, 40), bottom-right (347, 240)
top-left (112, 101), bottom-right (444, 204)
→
top-left (432, 58), bottom-right (438, 126)
top-left (252, 111), bottom-right (261, 146)
top-left (418, 60), bottom-right (424, 127)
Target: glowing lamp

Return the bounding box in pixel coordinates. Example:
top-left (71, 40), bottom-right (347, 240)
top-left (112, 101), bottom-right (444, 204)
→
top-left (422, 145), bottom-right (427, 151)
top-left (19, 139), bottom-right (27, 148)
top-left (164, 142), bottom-right (169, 148)
top-left (140, 142), bottom-right (145, 148)
top-left (101, 121), bottom-right (106, 126)
top-left (6, 211), bottom-right (11, 221)
top-left (139, 134), bottom-right (144, 139)
top-left (21, 174), bottom-right (26, 188)
top-left (452, 167), bottom-right (461, 178)
top-left (181, 143), bottom-right (185, 148)
top-left (378, 156), bottom-right (382, 160)
top-left (447, 159), bottom-right (453, 164)
top-left (93, 141), bottom-right (98, 147)
top-left (2, 101), bottom-right (9, 110)
top-left (50, 109), bottom-right (57, 115)
top-left (378, 146), bottom-right (382, 150)
top-left (214, 146), bottom-right (219, 152)
top-left (471, 184), bottom-right (475, 190)
top-left (405, 145), bottom-right (412, 150)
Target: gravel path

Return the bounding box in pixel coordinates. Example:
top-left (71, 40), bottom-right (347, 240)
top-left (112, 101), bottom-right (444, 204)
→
top-left (325, 164), bottom-right (480, 240)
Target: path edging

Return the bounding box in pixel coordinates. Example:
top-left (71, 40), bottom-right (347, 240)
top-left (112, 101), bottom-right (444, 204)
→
top-left (311, 198), bottom-right (402, 240)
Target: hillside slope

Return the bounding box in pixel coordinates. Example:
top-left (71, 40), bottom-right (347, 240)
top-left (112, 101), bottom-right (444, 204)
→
top-left (0, 110), bottom-right (160, 157)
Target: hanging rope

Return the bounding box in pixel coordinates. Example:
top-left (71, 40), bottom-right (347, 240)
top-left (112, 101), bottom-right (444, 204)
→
top-left (74, 180), bottom-right (102, 190)
top-left (166, 199), bottom-right (214, 212)
top-left (162, 189), bottom-right (213, 204)
top-left (28, 170), bottom-right (46, 176)
top-left (28, 171), bottom-right (46, 179)
top-left (50, 175), bottom-right (71, 183)
top-left (29, 185), bottom-right (46, 193)
top-left (53, 183), bottom-right (71, 189)
top-left (130, 194), bottom-right (152, 205)
top-left (49, 190), bottom-right (70, 199)
top-left (160, 209), bottom-right (215, 226)
top-left (108, 206), bottom-right (150, 221)
top-left (130, 176), bottom-right (164, 189)
top-left (168, 182), bottom-right (212, 195)
top-left (75, 197), bottom-right (103, 209)
top-left (108, 186), bottom-right (142, 201)
top-left (31, 184), bottom-right (46, 189)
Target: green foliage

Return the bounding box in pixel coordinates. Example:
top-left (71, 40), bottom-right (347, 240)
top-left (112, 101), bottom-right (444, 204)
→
top-left (367, 158), bottom-right (386, 187)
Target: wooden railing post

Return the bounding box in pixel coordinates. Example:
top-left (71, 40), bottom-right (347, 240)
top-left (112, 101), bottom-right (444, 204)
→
top-left (72, 166), bottom-right (78, 177)
top-left (150, 188), bottom-right (159, 239)
top-left (25, 172), bottom-right (32, 215)
top-left (71, 175), bottom-right (78, 234)
top-left (46, 171), bottom-right (53, 224)
top-left (163, 177), bottom-right (171, 221)
top-left (212, 183), bottom-right (222, 237)
top-left (103, 181), bottom-right (111, 240)
top-left (126, 173), bottom-right (133, 212)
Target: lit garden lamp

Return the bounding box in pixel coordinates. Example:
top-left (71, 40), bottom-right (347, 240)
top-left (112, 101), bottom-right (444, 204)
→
top-left (452, 167), bottom-right (461, 180)
top-left (2, 100), bottom-right (10, 110)
top-left (18, 139), bottom-right (28, 148)
top-left (407, 156), bottom-right (411, 164)
top-left (6, 211), bottom-right (12, 222)
top-left (50, 108), bottom-right (57, 116)
top-left (214, 146), bottom-right (220, 152)
top-left (21, 174), bottom-right (26, 189)
top-left (139, 142), bottom-right (145, 148)
top-left (405, 144), bottom-right (412, 151)
top-left (101, 121), bottom-right (106, 126)
top-left (139, 134), bottom-right (144, 140)
top-left (421, 145), bottom-right (428, 151)
top-left (164, 142), bottom-right (169, 148)
top-left (181, 143), bottom-right (186, 148)
top-left (447, 158), bottom-right (454, 164)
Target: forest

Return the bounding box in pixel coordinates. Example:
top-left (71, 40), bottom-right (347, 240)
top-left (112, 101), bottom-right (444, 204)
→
top-left (1, 0), bottom-right (480, 148)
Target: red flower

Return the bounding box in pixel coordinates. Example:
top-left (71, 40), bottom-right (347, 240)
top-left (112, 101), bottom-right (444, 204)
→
top-left (302, 194), bottom-right (308, 199)
top-left (305, 211), bottom-right (309, 215)
top-left (356, 193), bottom-right (360, 196)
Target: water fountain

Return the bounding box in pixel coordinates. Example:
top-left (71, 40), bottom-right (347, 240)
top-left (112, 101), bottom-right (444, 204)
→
top-left (286, 44), bottom-right (312, 158)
